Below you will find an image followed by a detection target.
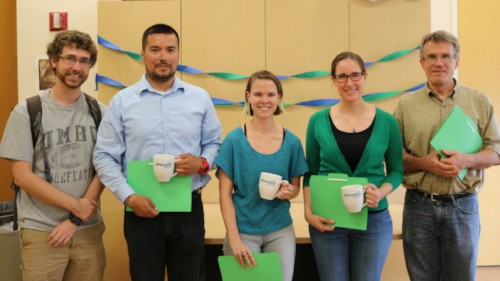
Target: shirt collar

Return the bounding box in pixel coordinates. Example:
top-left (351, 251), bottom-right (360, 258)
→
top-left (426, 78), bottom-right (457, 98)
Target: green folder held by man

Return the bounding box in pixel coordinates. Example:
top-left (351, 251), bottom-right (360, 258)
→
top-left (310, 173), bottom-right (368, 231)
top-left (430, 106), bottom-right (483, 180)
top-left (126, 160), bottom-right (192, 212)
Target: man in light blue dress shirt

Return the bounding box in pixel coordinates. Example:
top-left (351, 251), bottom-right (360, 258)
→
top-left (93, 23), bottom-right (222, 281)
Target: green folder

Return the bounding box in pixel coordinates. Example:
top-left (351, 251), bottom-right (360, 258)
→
top-left (310, 173), bottom-right (368, 231)
top-left (218, 252), bottom-right (283, 281)
top-left (430, 106), bottom-right (483, 180)
top-left (126, 161), bottom-right (192, 212)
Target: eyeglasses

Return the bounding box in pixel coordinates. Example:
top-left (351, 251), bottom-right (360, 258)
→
top-left (423, 53), bottom-right (456, 64)
top-left (333, 72), bottom-right (365, 83)
top-left (58, 55), bottom-right (92, 68)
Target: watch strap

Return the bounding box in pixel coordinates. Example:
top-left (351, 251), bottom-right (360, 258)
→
top-left (69, 213), bottom-right (82, 226)
top-left (199, 157), bottom-right (209, 175)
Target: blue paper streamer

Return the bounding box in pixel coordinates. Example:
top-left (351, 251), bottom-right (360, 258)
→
top-left (98, 36), bottom-right (419, 80)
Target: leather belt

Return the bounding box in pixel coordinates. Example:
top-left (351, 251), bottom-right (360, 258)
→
top-left (409, 189), bottom-right (472, 203)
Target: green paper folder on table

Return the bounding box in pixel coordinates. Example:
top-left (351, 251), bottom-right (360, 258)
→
top-left (310, 173), bottom-right (368, 231)
top-left (218, 252), bottom-right (283, 281)
top-left (126, 161), bottom-right (192, 212)
top-left (430, 106), bottom-right (483, 180)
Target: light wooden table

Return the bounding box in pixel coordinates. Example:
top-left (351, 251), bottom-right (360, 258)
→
top-left (204, 203), bottom-right (403, 245)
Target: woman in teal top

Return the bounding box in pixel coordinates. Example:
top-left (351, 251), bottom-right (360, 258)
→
top-left (216, 70), bottom-right (308, 281)
top-left (303, 52), bottom-right (403, 281)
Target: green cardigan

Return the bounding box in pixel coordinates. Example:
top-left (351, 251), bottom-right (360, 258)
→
top-left (304, 107), bottom-right (403, 211)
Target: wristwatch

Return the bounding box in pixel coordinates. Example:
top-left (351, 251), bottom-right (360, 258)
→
top-left (69, 213), bottom-right (82, 226)
top-left (199, 157), bottom-right (209, 175)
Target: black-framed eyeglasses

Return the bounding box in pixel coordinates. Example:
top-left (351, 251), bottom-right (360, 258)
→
top-left (423, 53), bottom-right (456, 64)
top-left (333, 72), bottom-right (365, 83)
top-left (58, 55), bottom-right (92, 68)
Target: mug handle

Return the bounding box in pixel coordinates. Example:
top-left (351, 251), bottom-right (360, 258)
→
top-left (362, 185), bottom-right (371, 208)
top-left (274, 180), bottom-right (290, 197)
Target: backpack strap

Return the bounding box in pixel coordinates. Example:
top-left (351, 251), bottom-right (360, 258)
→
top-left (26, 95), bottom-right (52, 183)
top-left (10, 182), bottom-right (19, 231)
top-left (26, 95), bottom-right (43, 148)
top-left (11, 95), bottom-right (44, 231)
top-left (83, 93), bottom-right (101, 129)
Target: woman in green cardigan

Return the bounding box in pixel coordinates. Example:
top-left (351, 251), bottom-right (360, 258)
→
top-left (303, 51), bottom-right (403, 281)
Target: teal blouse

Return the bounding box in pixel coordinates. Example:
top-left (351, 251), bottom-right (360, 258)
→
top-left (216, 127), bottom-right (309, 234)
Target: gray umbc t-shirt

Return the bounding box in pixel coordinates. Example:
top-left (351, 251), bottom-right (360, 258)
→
top-left (0, 90), bottom-right (105, 231)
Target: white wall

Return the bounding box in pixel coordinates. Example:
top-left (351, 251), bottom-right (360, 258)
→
top-left (431, 0), bottom-right (458, 33)
top-left (430, 0), bottom-right (458, 78)
top-left (16, 0), bottom-right (107, 100)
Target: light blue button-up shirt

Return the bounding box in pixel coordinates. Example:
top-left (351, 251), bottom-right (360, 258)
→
top-left (93, 75), bottom-right (222, 202)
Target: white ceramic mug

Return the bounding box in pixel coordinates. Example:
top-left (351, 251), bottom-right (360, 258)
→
top-left (152, 154), bottom-right (177, 182)
top-left (341, 184), bottom-right (366, 213)
top-left (259, 172), bottom-right (288, 200)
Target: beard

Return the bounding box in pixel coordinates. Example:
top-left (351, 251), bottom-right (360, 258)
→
top-left (56, 68), bottom-right (88, 89)
top-left (146, 63), bottom-right (177, 83)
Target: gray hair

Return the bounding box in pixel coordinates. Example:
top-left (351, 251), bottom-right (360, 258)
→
top-left (419, 30), bottom-right (460, 58)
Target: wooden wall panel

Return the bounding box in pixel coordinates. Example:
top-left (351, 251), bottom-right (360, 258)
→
top-left (350, 0), bottom-right (430, 113)
top-left (459, 0), bottom-right (500, 265)
top-left (0, 0), bottom-right (18, 201)
top-left (265, 0), bottom-right (349, 154)
top-left (181, 0), bottom-right (267, 203)
top-left (181, 0), bottom-right (266, 136)
top-left (266, 0), bottom-right (349, 73)
top-left (97, 0), bottom-right (181, 104)
top-left (267, 0), bottom-right (349, 101)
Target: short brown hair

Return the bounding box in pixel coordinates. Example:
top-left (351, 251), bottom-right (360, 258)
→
top-left (46, 30), bottom-right (97, 67)
top-left (331, 51), bottom-right (366, 77)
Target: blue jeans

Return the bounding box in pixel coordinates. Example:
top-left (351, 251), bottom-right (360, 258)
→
top-left (402, 190), bottom-right (480, 281)
top-left (309, 209), bottom-right (393, 281)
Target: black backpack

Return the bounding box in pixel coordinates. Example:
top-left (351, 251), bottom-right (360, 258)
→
top-left (11, 93), bottom-right (102, 230)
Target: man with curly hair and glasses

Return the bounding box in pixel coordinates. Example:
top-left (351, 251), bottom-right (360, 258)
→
top-left (0, 30), bottom-right (106, 281)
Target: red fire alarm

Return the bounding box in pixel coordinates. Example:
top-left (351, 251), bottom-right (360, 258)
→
top-left (49, 12), bottom-right (68, 31)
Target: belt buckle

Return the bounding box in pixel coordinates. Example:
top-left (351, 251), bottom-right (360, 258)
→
top-left (429, 193), bottom-right (440, 202)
